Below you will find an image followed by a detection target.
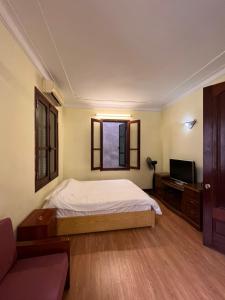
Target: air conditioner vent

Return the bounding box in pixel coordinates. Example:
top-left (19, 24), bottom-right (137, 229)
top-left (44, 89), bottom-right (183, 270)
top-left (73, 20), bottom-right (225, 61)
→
top-left (42, 79), bottom-right (64, 106)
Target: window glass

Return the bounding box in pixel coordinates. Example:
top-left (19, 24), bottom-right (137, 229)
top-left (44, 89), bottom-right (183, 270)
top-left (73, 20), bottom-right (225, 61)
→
top-left (130, 122), bottom-right (138, 149)
top-left (38, 102), bottom-right (47, 148)
top-left (38, 150), bottom-right (47, 179)
top-left (50, 150), bottom-right (56, 174)
top-left (50, 111), bottom-right (56, 148)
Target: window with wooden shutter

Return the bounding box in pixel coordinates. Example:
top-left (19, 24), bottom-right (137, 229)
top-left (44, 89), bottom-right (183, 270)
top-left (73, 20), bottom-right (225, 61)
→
top-left (91, 119), bottom-right (140, 171)
top-left (35, 87), bottom-right (58, 191)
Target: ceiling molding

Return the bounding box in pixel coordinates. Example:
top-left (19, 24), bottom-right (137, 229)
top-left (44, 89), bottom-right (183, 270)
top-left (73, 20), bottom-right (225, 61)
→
top-left (70, 55), bottom-right (225, 110)
top-left (162, 50), bottom-right (225, 108)
top-left (64, 102), bottom-right (161, 112)
top-left (0, 0), bottom-right (51, 80)
top-left (36, 0), bottom-right (78, 98)
top-left (163, 63), bottom-right (225, 109)
top-left (76, 97), bottom-right (153, 104)
top-left (64, 96), bottom-right (160, 110)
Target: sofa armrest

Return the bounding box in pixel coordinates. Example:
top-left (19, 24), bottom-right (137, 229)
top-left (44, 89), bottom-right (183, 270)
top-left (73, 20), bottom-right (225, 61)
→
top-left (16, 236), bottom-right (70, 260)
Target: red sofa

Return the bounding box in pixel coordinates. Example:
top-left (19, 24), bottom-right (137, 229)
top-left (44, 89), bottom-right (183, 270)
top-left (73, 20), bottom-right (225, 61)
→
top-left (0, 218), bottom-right (70, 300)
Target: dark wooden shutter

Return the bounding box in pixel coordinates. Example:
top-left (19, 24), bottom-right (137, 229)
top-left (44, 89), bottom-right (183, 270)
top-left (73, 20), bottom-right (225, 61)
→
top-left (119, 123), bottom-right (126, 167)
top-left (49, 105), bottom-right (58, 180)
top-left (35, 87), bottom-right (58, 191)
top-left (129, 120), bottom-right (140, 169)
top-left (91, 118), bottom-right (102, 170)
top-left (35, 90), bottom-right (49, 190)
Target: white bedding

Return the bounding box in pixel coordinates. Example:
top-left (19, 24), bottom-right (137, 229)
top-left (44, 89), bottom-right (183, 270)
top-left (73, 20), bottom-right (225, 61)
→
top-left (43, 178), bottom-right (162, 217)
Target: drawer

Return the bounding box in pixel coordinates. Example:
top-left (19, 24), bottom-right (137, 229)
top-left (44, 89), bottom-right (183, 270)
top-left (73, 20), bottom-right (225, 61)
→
top-left (184, 188), bottom-right (200, 199)
top-left (184, 203), bottom-right (200, 221)
top-left (184, 199), bottom-right (200, 210)
top-left (183, 195), bottom-right (200, 206)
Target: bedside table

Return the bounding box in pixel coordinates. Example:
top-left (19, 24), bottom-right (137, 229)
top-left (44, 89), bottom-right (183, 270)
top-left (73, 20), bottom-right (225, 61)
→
top-left (17, 208), bottom-right (57, 241)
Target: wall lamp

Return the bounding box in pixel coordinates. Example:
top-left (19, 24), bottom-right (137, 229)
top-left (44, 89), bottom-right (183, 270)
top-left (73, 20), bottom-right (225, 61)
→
top-left (95, 113), bottom-right (132, 119)
top-left (184, 119), bottom-right (197, 129)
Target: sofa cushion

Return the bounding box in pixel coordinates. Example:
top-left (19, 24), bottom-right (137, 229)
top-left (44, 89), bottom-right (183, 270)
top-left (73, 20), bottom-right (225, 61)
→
top-left (0, 253), bottom-right (68, 300)
top-left (0, 218), bottom-right (17, 282)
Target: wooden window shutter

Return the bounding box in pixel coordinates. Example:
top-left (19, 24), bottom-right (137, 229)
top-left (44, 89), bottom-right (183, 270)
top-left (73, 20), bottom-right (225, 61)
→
top-left (91, 118), bottom-right (102, 170)
top-left (129, 120), bottom-right (140, 169)
top-left (35, 87), bottom-right (58, 191)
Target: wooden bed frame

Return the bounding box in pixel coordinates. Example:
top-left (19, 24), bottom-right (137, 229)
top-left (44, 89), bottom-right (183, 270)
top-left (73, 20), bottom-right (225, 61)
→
top-left (56, 210), bottom-right (155, 236)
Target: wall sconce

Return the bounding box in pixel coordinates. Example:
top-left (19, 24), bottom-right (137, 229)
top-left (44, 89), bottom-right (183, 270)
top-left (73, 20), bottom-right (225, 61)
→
top-left (184, 119), bottom-right (197, 129)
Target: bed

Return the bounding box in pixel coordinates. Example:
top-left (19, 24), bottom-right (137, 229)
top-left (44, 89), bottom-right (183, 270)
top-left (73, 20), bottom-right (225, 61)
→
top-left (43, 178), bottom-right (162, 235)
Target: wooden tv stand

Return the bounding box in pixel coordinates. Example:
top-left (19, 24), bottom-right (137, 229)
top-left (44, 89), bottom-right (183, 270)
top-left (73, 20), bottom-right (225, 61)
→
top-left (154, 173), bottom-right (203, 230)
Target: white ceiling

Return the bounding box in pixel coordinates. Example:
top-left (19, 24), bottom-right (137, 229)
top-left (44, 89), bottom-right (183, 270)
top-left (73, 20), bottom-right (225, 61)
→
top-left (1, 0), bottom-right (225, 110)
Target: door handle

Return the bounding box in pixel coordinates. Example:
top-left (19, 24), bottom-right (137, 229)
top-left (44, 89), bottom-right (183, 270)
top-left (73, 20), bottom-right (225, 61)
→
top-left (204, 184), bottom-right (211, 190)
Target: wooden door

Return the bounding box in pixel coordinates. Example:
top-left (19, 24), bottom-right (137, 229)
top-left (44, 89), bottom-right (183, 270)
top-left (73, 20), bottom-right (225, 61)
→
top-left (203, 81), bottom-right (225, 253)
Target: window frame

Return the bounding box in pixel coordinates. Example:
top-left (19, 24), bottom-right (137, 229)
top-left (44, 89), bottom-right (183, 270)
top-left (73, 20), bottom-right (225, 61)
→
top-left (35, 87), bottom-right (58, 192)
top-left (91, 118), bottom-right (140, 171)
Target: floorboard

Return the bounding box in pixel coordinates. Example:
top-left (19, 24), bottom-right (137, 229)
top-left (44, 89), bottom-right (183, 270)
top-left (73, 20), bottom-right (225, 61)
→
top-left (63, 202), bottom-right (225, 300)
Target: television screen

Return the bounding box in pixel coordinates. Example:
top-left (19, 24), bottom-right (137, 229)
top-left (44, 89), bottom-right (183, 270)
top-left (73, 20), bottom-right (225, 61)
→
top-left (170, 159), bottom-right (195, 184)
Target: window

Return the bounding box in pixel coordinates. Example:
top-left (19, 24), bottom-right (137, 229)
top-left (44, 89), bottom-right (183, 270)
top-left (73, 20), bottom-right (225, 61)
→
top-left (35, 87), bottom-right (58, 191)
top-left (91, 119), bottom-right (140, 170)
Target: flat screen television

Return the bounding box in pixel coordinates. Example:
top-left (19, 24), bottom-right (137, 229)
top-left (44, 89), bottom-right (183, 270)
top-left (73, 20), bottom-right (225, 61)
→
top-left (170, 159), bottom-right (195, 184)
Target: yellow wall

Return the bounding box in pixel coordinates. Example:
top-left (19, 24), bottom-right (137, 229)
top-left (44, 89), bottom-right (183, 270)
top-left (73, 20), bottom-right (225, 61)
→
top-left (0, 20), bottom-right (63, 228)
top-left (161, 74), bottom-right (225, 182)
top-left (63, 108), bottom-right (162, 189)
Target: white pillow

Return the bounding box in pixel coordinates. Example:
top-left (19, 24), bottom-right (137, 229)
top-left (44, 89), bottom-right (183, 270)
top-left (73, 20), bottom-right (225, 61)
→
top-left (47, 178), bottom-right (82, 209)
top-left (45, 178), bottom-right (81, 200)
top-left (45, 179), bottom-right (70, 200)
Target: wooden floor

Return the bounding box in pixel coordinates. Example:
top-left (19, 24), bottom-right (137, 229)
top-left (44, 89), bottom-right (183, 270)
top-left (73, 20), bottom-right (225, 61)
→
top-left (63, 202), bottom-right (225, 300)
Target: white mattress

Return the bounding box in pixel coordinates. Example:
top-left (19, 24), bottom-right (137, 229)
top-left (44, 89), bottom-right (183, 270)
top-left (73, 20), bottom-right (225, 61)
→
top-left (43, 178), bottom-right (162, 217)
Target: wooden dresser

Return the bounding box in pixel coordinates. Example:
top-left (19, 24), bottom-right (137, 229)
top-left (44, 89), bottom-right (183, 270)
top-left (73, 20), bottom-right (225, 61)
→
top-left (182, 183), bottom-right (203, 230)
top-left (155, 172), bottom-right (170, 198)
top-left (154, 173), bottom-right (203, 230)
top-left (17, 209), bottom-right (57, 241)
